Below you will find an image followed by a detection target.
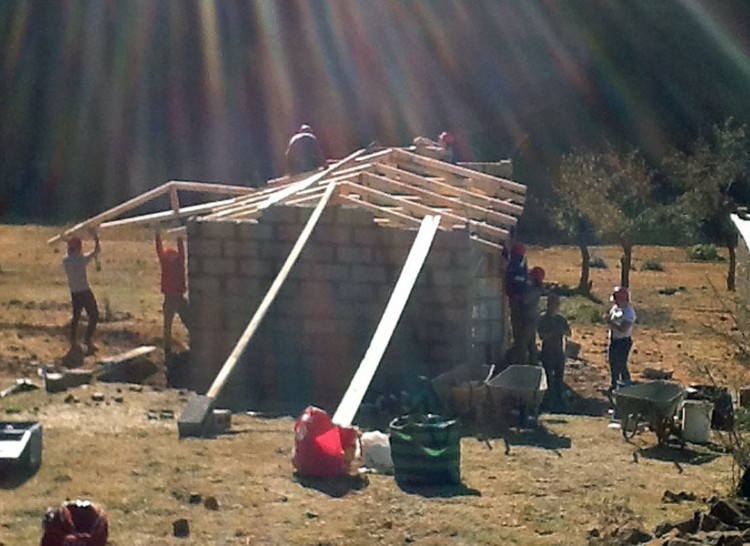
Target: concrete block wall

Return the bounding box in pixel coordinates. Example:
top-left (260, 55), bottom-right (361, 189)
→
top-left (186, 205), bottom-right (491, 414)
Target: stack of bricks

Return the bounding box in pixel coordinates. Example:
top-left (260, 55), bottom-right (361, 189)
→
top-left (186, 204), bottom-right (499, 413)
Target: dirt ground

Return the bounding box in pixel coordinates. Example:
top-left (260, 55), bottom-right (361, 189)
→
top-left (0, 225), bottom-right (747, 545)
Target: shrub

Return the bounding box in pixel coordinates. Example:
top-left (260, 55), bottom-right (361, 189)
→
top-left (590, 256), bottom-right (608, 269)
top-left (687, 243), bottom-right (723, 262)
top-left (640, 258), bottom-right (665, 272)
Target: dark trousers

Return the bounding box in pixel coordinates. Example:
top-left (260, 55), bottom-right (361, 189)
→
top-left (71, 289), bottom-right (98, 346)
top-left (608, 337), bottom-right (633, 389)
top-left (542, 349), bottom-right (565, 400)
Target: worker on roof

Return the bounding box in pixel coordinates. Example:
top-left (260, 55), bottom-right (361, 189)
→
top-left (438, 131), bottom-right (456, 163)
top-left (62, 228), bottom-right (100, 355)
top-left (155, 227), bottom-right (190, 356)
top-left (285, 124), bottom-right (325, 175)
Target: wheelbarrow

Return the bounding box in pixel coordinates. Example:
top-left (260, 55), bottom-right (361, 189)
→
top-left (613, 381), bottom-right (685, 444)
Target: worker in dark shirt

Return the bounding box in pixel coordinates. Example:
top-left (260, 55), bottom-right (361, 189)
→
top-left (537, 293), bottom-right (572, 406)
top-left (285, 124), bottom-right (325, 175)
top-left (505, 241), bottom-right (528, 352)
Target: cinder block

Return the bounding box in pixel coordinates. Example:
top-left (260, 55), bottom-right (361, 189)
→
top-left (261, 242), bottom-right (294, 260)
top-left (236, 220), bottom-right (260, 240)
top-left (223, 240), bottom-right (258, 258)
top-left (299, 244), bottom-right (335, 263)
top-left (337, 246), bottom-right (372, 264)
top-left (187, 276), bottom-right (221, 292)
top-left (303, 319), bottom-right (338, 335)
top-left (336, 207), bottom-right (375, 226)
top-left (335, 282), bottom-right (375, 301)
top-left (353, 227), bottom-right (379, 246)
top-left (199, 221), bottom-right (237, 240)
top-left (312, 263), bottom-right (350, 282)
top-left (425, 249), bottom-right (453, 268)
top-left (247, 222), bottom-right (274, 240)
top-left (438, 229), bottom-right (471, 250)
top-left (351, 265), bottom-right (387, 283)
top-left (277, 223), bottom-right (304, 243)
top-left (238, 259), bottom-right (272, 278)
top-left (203, 258), bottom-right (236, 276)
top-left (192, 239), bottom-right (223, 258)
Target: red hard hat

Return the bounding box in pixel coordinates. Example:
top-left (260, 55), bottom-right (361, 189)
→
top-left (612, 286), bottom-right (630, 301)
top-left (529, 266), bottom-right (545, 282)
top-left (439, 131), bottom-right (455, 144)
top-left (510, 242), bottom-right (526, 258)
top-left (67, 236), bottom-right (82, 252)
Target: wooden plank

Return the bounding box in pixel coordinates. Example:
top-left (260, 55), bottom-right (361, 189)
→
top-left (205, 181), bottom-right (338, 400)
top-left (97, 197), bottom-right (238, 229)
top-left (392, 148), bottom-right (526, 203)
top-left (373, 163), bottom-right (524, 217)
top-left (169, 180), bottom-right (257, 195)
top-left (361, 171), bottom-right (517, 228)
top-left (332, 215), bottom-right (441, 427)
top-left (208, 149), bottom-right (365, 221)
top-left (338, 195), bottom-right (424, 228)
top-left (343, 181), bottom-right (509, 242)
top-left (48, 182), bottom-right (174, 244)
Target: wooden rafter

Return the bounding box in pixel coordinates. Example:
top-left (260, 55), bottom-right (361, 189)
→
top-left (372, 163), bottom-right (524, 217)
top-left (360, 171), bottom-right (517, 229)
top-left (391, 148), bottom-right (526, 203)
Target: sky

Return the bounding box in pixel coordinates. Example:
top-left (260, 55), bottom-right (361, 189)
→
top-left (1, 1), bottom-right (750, 222)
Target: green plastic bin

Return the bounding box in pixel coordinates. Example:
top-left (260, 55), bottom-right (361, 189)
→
top-left (389, 414), bottom-right (460, 486)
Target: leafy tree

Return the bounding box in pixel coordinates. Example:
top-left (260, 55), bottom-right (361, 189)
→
top-left (555, 147), bottom-right (661, 289)
top-left (548, 182), bottom-right (595, 294)
top-left (666, 119), bottom-right (750, 291)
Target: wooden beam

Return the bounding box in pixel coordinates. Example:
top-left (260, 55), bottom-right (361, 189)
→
top-left (97, 197), bottom-right (238, 230)
top-left (332, 214), bottom-right (441, 426)
top-left (206, 181), bottom-right (338, 400)
top-left (392, 148), bottom-right (526, 203)
top-left (361, 171), bottom-right (517, 228)
top-left (206, 149), bottom-right (365, 220)
top-left (373, 162), bottom-right (524, 217)
top-left (343, 181), bottom-right (509, 242)
top-left (338, 195), bottom-right (424, 228)
top-left (48, 182), bottom-right (175, 244)
top-left (169, 180), bottom-right (257, 195)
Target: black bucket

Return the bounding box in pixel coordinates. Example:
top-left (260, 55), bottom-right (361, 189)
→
top-left (389, 414), bottom-right (460, 486)
top-left (686, 385), bottom-right (734, 431)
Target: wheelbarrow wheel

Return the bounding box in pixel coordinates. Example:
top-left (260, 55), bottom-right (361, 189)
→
top-left (655, 417), bottom-right (674, 446)
top-left (621, 414), bottom-right (642, 440)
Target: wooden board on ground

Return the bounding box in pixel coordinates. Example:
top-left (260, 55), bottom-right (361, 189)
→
top-left (332, 214), bottom-right (441, 427)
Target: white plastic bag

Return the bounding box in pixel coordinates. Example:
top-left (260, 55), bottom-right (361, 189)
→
top-left (360, 431), bottom-right (394, 474)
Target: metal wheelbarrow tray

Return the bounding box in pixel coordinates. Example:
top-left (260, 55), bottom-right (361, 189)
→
top-left (486, 365), bottom-right (548, 426)
top-left (614, 381), bottom-right (685, 444)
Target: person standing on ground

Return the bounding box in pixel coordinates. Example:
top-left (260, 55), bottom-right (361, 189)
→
top-left (285, 124), bottom-right (325, 175)
top-left (62, 228), bottom-right (100, 355)
top-left (606, 286), bottom-right (636, 391)
top-left (517, 266), bottom-right (546, 365)
top-left (537, 293), bottom-right (572, 407)
top-left (155, 227), bottom-right (190, 356)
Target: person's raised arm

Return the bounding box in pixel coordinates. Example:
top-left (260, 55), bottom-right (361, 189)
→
top-left (85, 228), bottom-right (100, 259)
top-left (155, 227), bottom-right (163, 257)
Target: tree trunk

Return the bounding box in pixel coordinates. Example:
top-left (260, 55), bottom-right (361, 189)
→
top-left (577, 243), bottom-right (591, 294)
top-left (728, 244), bottom-right (736, 291)
top-left (620, 245), bottom-right (632, 288)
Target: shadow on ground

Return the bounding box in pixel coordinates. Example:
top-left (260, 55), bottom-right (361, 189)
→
top-left (396, 480), bottom-right (481, 498)
top-left (294, 473), bottom-right (369, 498)
top-left (638, 444), bottom-right (722, 466)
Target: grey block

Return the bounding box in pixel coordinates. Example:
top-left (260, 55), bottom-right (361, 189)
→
top-left (178, 395), bottom-right (216, 438)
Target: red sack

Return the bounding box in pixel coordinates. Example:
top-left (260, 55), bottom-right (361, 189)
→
top-left (293, 406), bottom-right (359, 478)
top-left (40, 500), bottom-right (108, 546)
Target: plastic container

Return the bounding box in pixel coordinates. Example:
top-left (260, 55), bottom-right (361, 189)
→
top-left (389, 415), bottom-right (460, 486)
top-left (681, 400), bottom-right (713, 443)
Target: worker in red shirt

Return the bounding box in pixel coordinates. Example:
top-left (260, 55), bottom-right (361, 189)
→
top-left (155, 227), bottom-right (190, 355)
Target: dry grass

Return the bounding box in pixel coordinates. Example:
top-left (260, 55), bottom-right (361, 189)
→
top-left (0, 227), bottom-right (747, 545)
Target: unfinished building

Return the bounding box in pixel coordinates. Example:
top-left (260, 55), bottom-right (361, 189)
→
top-left (49, 147), bottom-right (525, 415)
